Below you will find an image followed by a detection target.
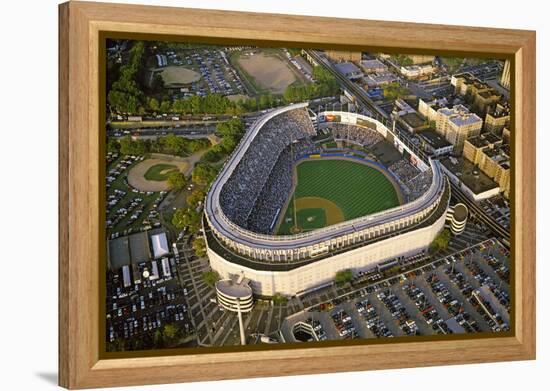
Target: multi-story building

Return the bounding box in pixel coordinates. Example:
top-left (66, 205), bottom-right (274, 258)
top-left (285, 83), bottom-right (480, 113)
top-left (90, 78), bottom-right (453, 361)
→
top-left (392, 99), bottom-right (429, 133)
top-left (417, 129), bottom-right (454, 156)
top-left (360, 59), bottom-right (387, 73)
top-left (474, 89), bottom-right (502, 115)
top-left (378, 53), bottom-right (434, 65)
top-left (500, 59), bottom-right (511, 90)
top-left (435, 105), bottom-right (483, 152)
top-left (364, 72), bottom-right (398, 87)
top-left (462, 134), bottom-right (510, 198)
top-left (400, 64), bottom-right (434, 79)
top-left (451, 73), bottom-right (502, 114)
top-left (484, 102), bottom-right (510, 136)
top-left (478, 146), bottom-right (510, 198)
top-left (408, 54), bottom-right (435, 65)
top-left (440, 156), bottom-right (500, 201)
top-left (326, 50), bottom-right (361, 62)
top-left (462, 133), bottom-right (502, 163)
top-left (418, 97), bottom-right (449, 123)
top-left (502, 127), bottom-right (511, 144)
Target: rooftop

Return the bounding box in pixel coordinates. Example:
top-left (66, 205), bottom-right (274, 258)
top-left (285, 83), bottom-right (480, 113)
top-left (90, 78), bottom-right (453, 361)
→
top-left (108, 236), bottom-right (130, 270)
top-left (417, 129), bottom-right (452, 149)
top-left (453, 203), bottom-right (468, 221)
top-left (128, 231), bottom-right (151, 264)
top-left (487, 103), bottom-right (510, 118)
top-left (360, 59), bottom-right (386, 71)
top-left (478, 90), bottom-right (501, 99)
top-left (215, 278), bottom-right (253, 299)
top-left (440, 156), bottom-right (499, 194)
top-left (439, 105), bottom-right (482, 127)
top-left (485, 147), bottom-right (510, 167)
top-left (334, 61), bottom-right (362, 76)
top-left (401, 112), bottom-right (426, 129)
top-left (467, 133), bottom-right (502, 149)
top-left (365, 72), bottom-right (397, 86)
top-left (422, 97), bottom-right (449, 111)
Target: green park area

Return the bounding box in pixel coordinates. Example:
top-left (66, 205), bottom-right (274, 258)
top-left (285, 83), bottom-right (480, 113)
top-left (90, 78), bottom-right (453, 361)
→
top-left (143, 164), bottom-right (179, 181)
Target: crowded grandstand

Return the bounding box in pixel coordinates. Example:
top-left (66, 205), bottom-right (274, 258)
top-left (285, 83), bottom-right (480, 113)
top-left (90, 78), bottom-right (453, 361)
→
top-left (204, 103), bottom-right (449, 262)
top-left (215, 105), bottom-right (437, 237)
top-left (204, 103), bottom-right (449, 295)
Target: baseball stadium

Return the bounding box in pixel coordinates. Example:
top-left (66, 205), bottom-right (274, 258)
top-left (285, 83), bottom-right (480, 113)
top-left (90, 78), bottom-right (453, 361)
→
top-left (204, 103), bottom-right (450, 296)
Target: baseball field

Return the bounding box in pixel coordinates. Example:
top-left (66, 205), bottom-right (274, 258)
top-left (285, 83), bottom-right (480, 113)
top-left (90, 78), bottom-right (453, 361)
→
top-left (276, 159), bottom-right (403, 235)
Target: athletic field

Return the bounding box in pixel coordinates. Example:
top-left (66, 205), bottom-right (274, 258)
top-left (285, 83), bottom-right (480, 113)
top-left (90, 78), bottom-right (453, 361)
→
top-left (277, 159), bottom-right (402, 235)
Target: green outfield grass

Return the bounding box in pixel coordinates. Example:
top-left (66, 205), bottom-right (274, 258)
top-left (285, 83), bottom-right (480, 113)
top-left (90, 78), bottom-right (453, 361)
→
top-left (277, 159), bottom-right (402, 234)
top-left (143, 163), bottom-right (178, 181)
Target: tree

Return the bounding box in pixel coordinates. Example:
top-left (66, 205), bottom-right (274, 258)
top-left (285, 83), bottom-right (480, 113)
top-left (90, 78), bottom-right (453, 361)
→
top-left (148, 97), bottom-right (159, 112)
top-left (107, 138), bottom-right (119, 154)
top-left (219, 136), bottom-right (237, 153)
top-left (158, 134), bottom-right (186, 155)
top-left (192, 237), bottom-right (207, 257)
top-left (151, 73), bottom-right (165, 92)
top-left (216, 118), bottom-right (245, 139)
top-left (186, 189), bottom-right (206, 208)
top-left (192, 163), bottom-right (218, 186)
top-left (202, 144), bottom-right (226, 163)
top-left (334, 269), bottom-right (353, 285)
top-left (153, 329), bottom-right (164, 349)
top-left (202, 270), bottom-right (220, 287)
top-left (107, 41), bottom-right (146, 114)
top-left (167, 171), bottom-right (187, 190)
top-left (119, 135), bottom-right (147, 155)
top-left (272, 293), bottom-right (288, 306)
top-left (391, 54), bottom-right (414, 66)
top-left (216, 119), bottom-right (244, 154)
top-left (163, 324), bottom-right (179, 342)
top-left (159, 100), bottom-right (172, 113)
top-left (382, 82), bottom-right (411, 100)
top-left (172, 208), bottom-right (201, 232)
top-left (429, 229), bottom-right (451, 254)
top-left (186, 138), bottom-right (211, 153)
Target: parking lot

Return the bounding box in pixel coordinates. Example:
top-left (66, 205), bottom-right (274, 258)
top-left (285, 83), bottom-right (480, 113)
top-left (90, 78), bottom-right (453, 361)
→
top-left (153, 47), bottom-right (248, 99)
top-left (180, 234), bottom-right (510, 346)
top-left (277, 238), bottom-right (510, 343)
top-left (106, 152), bottom-right (168, 237)
top-left (106, 249), bottom-right (195, 351)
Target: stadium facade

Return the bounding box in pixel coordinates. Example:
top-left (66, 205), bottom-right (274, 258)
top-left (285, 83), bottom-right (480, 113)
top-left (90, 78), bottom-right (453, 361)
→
top-left (204, 103), bottom-right (450, 296)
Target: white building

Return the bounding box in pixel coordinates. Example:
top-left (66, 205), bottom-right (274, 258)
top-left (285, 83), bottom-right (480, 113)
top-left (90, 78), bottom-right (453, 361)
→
top-left (436, 105), bottom-right (483, 152)
top-left (400, 64), bottom-right (434, 79)
top-left (150, 232), bottom-right (169, 259)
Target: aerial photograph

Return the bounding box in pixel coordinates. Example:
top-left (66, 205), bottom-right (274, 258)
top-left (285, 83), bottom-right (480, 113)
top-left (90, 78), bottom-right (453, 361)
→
top-left (104, 39), bottom-right (511, 352)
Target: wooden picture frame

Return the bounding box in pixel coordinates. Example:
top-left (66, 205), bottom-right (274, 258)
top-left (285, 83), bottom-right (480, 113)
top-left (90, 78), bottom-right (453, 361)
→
top-left (59, 1), bottom-right (536, 389)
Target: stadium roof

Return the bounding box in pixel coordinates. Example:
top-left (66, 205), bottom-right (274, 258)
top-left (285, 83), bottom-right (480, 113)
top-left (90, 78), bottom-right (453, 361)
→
top-left (150, 232), bottom-right (169, 259)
